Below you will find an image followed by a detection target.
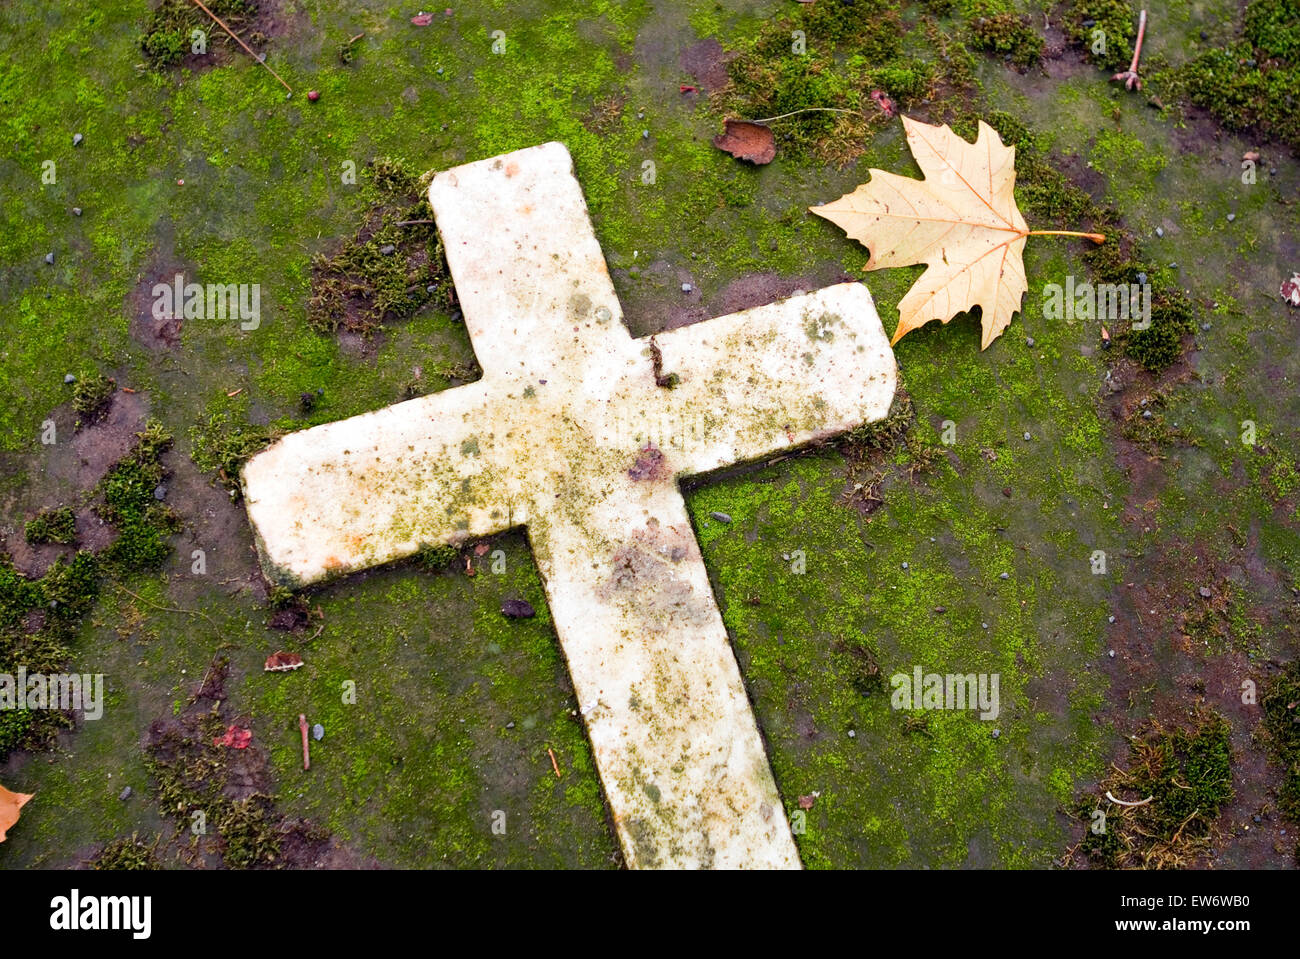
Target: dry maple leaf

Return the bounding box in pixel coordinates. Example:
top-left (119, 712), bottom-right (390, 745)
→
top-left (811, 115), bottom-right (1103, 349)
top-left (264, 650), bottom-right (304, 672)
top-left (0, 783), bottom-right (33, 843)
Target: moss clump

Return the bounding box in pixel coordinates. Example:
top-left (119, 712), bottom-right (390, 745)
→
top-left (1124, 297), bottom-right (1195, 371)
top-left (307, 157), bottom-right (455, 336)
top-left (1066, 0), bottom-right (1136, 73)
top-left (97, 420), bottom-right (182, 573)
top-left (71, 373), bottom-right (115, 425)
top-left (92, 833), bottom-right (162, 870)
top-left (969, 12), bottom-right (1044, 70)
top-left (1121, 394), bottom-right (1198, 454)
top-left (1260, 661), bottom-right (1300, 823)
top-left (189, 410), bottom-right (276, 494)
top-left (415, 542), bottom-right (460, 572)
top-left (1244, 0), bottom-right (1300, 62)
top-left (139, 0), bottom-right (260, 70)
top-left (40, 551), bottom-right (101, 623)
top-left (1070, 712), bottom-right (1234, 868)
top-left (1175, 44), bottom-right (1300, 152)
top-left (24, 506), bottom-right (76, 545)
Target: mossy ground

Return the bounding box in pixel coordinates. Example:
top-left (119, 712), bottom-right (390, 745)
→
top-left (0, 0), bottom-right (1296, 868)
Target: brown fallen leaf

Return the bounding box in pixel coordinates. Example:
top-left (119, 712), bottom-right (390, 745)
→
top-left (213, 725), bottom-right (252, 749)
top-left (712, 119), bottom-right (776, 165)
top-left (0, 784), bottom-right (33, 843)
top-left (798, 793), bottom-right (817, 810)
top-left (811, 115), bottom-right (1104, 349)
top-left (264, 650), bottom-right (304, 672)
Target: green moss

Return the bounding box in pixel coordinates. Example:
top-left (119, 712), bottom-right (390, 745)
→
top-left (97, 420), bottom-right (182, 573)
top-left (139, 0), bottom-right (259, 70)
top-left (1066, 0), bottom-right (1137, 73)
top-left (968, 11), bottom-right (1044, 70)
top-left (189, 409), bottom-right (276, 492)
top-left (307, 157), bottom-right (454, 336)
top-left (91, 833), bottom-right (161, 870)
top-left (415, 542), bottom-right (460, 572)
top-left (25, 507), bottom-right (77, 545)
top-left (1261, 660), bottom-right (1300, 822)
top-left (1073, 712), bottom-right (1234, 868)
top-left (40, 551), bottom-right (101, 623)
top-left (71, 373), bottom-right (116, 425)
top-left (1244, 0), bottom-right (1300, 61)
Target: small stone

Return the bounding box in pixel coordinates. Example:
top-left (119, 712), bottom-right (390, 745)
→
top-left (1142, 409), bottom-right (1152, 419)
top-left (437, 67), bottom-right (444, 74)
top-left (506, 721), bottom-right (515, 729)
top-left (1025, 336), bottom-right (1035, 347)
top-left (1155, 226), bottom-right (1164, 238)
top-left (313, 723), bottom-right (324, 740)
top-left (1201, 322), bottom-right (1211, 331)
top-left (44, 252), bottom-right (54, 265)
top-left (1245, 59), bottom-right (1256, 69)
top-left (119, 786), bottom-right (132, 801)
top-left (1198, 586), bottom-right (1213, 598)
top-left (379, 244), bottom-right (396, 255)
top-left (1023, 431), bottom-right (1031, 441)
top-left (153, 485), bottom-right (167, 501)
top-left (847, 729), bottom-right (855, 738)
top-left (901, 562), bottom-right (909, 570)
top-left (1253, 814), bottom-right (1262, 823)
top-left (1136, 272), bottom-right (1147, 285)
top-left (64, 373), bottom-right (76, 384)
top-left (1107, 615), bottom-right (1115, 624)
top-left (1226, 213), bottom-right (1235, 222)
top-left (1108, 649), bottom-right (1115, 658)
top-left (709, 511), bottom-right (732, 524)
top-left (999, 572), bottom-right (1009, 580)
top-left (1082, 19), bottom-right (1095, 28)
top-left (991, 729), bottom-right (1000, 739)
top-left (502, 598), bottom-right (536, 618)
top-left (72, 207), bottom-right (82, 217)
top-left (981, 622), bottom-right (989, 630)
top-left (1199, 30), bottom-right (1208, 40)
top-left (641, 129), bottom-right (649, 139)
top-left (637, 111), bottom-right (644, 119)
top-left (73, 133), bottom-right (83, 147)
top-left (681, 283), bottom-right (693, 293)
top-left (307, 90), bottom-right (320, 101)
top-left (426, 284), bottom-right (438, 293)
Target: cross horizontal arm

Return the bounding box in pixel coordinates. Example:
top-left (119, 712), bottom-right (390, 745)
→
top-left (649, 283), bottom-right (897, 476)
top-left (241, 381), bottom-right (522, 587)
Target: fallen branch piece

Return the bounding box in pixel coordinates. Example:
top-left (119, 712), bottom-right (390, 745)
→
top-left (547, 748), bottom-right (561, 779)
top-left (1105, 790), bottom-right (1154, 807)
top-left (190, 0), bottom-right (293, 95)
top-left (1112, 10), bottom-right (1148, 91)
top-left (299, 714), bottom-right (311, 770)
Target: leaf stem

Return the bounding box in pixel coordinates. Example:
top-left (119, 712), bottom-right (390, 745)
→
top-left (1027, 229), bottom-right (1106, 244)
top-left (745, 107), bottom-right (868, 124)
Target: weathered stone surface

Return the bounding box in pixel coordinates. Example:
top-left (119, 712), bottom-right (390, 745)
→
top-left (242, 141), bottom-right (896, 868)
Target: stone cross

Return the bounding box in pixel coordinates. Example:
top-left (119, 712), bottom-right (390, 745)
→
top-left (242, 142), bottom-right (896, 868)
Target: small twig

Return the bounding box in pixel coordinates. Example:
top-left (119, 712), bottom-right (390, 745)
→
top-left (746, 107), bottom-right (869, 125)
top-left (1112, 9), bottom-right (1148, 91)
top-left (114, 583), bottom-right (217, 628)
top-left (1105, 790), bottom-right (1154, 807)
top-left (547, 748), bottom-right (561, 779)
top-left (189, 0), bottom-right (293, 95)
top-left (299, 714), bottom-right (311, 770)
top-left (347, 32), bottom-right (365, 44)
top-left (395, 219), bottom-right (436, 226)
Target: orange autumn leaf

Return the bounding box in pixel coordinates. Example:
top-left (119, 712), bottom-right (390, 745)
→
top-left (811, 115), bottom-right (1103, 350)
top-left (0, 784), bottom-right (33, 843)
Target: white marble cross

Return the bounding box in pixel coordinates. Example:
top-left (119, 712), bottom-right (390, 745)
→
top-left (242, 142), bottom-right (896, 869)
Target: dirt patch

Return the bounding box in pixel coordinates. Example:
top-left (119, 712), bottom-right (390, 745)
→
top-left (140, 0), bottom-right (300, 75)
top-left (680, 38), bottom-right (731, 91)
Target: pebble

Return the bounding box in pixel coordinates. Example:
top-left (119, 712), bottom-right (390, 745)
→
top-left (1108, 649), bottom-right (1115, 658)
top-left (1200, 30), bottom-right (1208, 41)
top-left (437, 67), bottom-right (444, 74)
top-left (73, 133), bottom-right (83, 147)
top-left (119, 786), bottom-right (132, 801)
top-left (64, 373), bottom-right (76, 384)
top-left (1023, 431), bottom-right (1031, 441)
top-left (502, 598), bottom-right (536, 618)
top-left (44, 252), bottom-right (54, 265)
top-left (1142, 409), bottom-right (1152, 419)
top-left (426, 284), bottom-right (437, 293)
top-left (1198, 586), bottom-right (1213, 598)
top-left (1201, 322), bottom-right (1211, 331)
top-left (642, 129), bottom-right (649, 139)
top-left (153, 485), bottom-right (167, 501)
top-left (307, 90), bottom-right (320, 101)
top-left (901, 562), bottom-right (909, 570)
top-left (1025, 336), bottom-right (1035, 347)
top-left (981, 622), bottom-right (989, 630)
top-left (1226, 213), bottom-right (1236, 222)
top-left (1107, 615), bottom-right (1115, 624)
top-left (313, 723), bottom-right (324, 741)
top-left (991, 729), bottom-right (1000, 740)
top-left (999, 572), bottom-right (1009, 580)
top-left (506, 721), bottom-right (515, 729)
top-left (847, 729), bottom-right (855, 738)
top-left (379, 244), bottom-right (396, 255)
top-left (1253, 814), bottom-right (1262, 823)
top-left (1136, 271), bottom-right (1147, 285)
top-left (709, 511), bottom-right (732, 524)
top-left (1155, 226), bottom-right (1164, 238)
top-left (72, 207), bottom-right (82, 217)
top-left (681, 283), bottom-right (692, 293)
